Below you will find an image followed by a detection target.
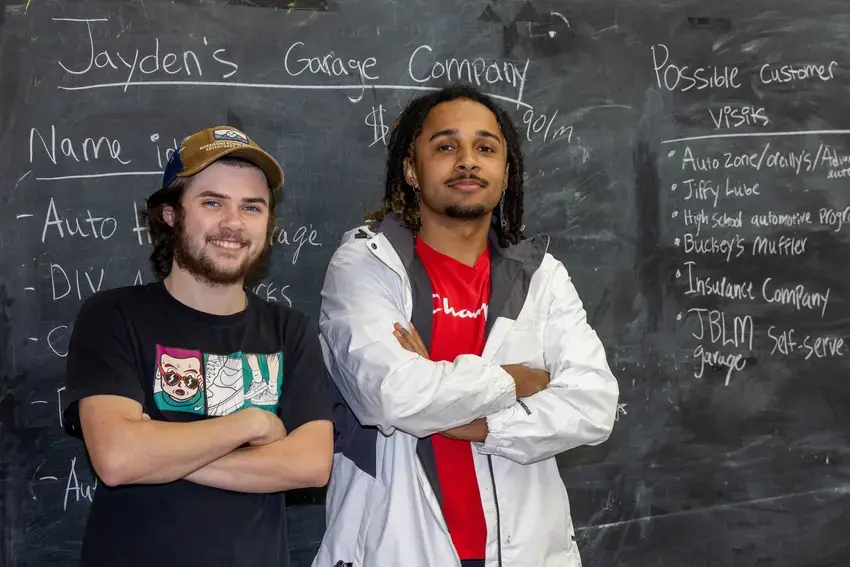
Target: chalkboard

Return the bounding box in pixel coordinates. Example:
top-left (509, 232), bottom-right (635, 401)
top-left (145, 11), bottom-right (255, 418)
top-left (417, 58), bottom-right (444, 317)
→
top-left (2, 0), bottom-right (850, 565)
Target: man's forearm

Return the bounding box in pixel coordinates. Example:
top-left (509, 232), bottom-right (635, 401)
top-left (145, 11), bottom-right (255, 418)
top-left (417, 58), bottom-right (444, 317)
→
top-left (85, 408), bottom-right (261, 487)
top-left (442, 418), bottom-right (488, 442)
top-left (185, 421), bottom-right (333, 493)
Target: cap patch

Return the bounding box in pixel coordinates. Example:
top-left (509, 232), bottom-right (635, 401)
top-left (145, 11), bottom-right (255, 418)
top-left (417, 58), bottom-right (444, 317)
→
top-left (213, 129), bottom-right (249, 144)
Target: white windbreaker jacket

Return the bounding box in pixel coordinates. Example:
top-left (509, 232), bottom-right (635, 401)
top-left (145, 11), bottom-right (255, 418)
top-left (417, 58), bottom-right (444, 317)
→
top-left (312, 214), bottom-right (620, 567)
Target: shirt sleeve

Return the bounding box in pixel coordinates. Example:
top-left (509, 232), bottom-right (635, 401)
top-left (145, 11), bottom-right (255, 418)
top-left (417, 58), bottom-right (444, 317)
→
top-left (62, 292), bottom-right (145, 438)
top-left (278, 311), bottom-right (334, 432)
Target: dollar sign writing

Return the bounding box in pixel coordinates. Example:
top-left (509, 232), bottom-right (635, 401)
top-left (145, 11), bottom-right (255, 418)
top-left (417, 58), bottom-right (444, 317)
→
top-left (365, 104), bottom-right (389, 147)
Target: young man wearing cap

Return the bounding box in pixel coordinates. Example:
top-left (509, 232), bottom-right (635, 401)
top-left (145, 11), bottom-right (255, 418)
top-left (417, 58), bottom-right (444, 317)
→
top-left (62, 126), bottom-right (334, 567)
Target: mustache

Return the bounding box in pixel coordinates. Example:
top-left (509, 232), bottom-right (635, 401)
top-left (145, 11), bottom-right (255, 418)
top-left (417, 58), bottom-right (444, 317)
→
top-left (445, 173), bottom-right (489, 187)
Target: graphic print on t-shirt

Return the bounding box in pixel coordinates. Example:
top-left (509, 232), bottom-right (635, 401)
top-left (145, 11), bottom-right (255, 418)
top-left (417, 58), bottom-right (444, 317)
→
top-left (432, 293), bottom-right (488, 319)
top-left (153, 344), bottom-right (283, 416)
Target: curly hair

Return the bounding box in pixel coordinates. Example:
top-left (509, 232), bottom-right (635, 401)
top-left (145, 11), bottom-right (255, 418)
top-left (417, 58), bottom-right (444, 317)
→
top-left (367, 83), bottom-right (525, 247)
top-left (140, 157), bottom-right (275, 280)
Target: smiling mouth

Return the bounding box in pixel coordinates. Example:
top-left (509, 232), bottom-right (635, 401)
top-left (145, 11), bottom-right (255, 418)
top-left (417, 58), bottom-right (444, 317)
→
top-left (209, 239), bottom-right (246, 250)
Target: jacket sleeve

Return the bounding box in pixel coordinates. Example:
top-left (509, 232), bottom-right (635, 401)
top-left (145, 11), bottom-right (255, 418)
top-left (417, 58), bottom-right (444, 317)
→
top-left (476, 261), bottom-right (620, 465)
top-left (319, 239), bottom-right (517, 438)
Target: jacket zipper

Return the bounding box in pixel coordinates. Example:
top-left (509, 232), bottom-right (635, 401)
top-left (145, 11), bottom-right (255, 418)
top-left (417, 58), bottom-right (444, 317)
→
top-left (487, 455), bottom-right (503, 567)
top-left (416, 454), bottom-right (461, 565)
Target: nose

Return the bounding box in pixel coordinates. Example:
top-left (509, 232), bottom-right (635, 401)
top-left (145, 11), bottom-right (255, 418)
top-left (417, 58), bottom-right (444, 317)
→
top-left (454, 146), bottom-right (480, 172)
top-left (219, 203), bottom-right (245, 230)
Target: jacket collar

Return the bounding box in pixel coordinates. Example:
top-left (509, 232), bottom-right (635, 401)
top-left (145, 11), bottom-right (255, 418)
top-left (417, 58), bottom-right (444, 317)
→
top-left (368, 212), bottom-right (549, 271)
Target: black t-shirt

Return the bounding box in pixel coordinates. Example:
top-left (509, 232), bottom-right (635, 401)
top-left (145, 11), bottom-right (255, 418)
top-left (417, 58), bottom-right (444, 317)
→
top-left (62, 281), bottom-right (333, 567)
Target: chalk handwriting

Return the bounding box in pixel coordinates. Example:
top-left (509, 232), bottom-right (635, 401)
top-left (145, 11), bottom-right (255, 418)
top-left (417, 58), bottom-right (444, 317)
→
top-left (151, 133), bottom-right (180, 168)
top-left (681, 178), bottom-right (760, 207)
top-left (827, 167), bottom-right (850, 178)
top-left (709, 106), bottom-right (769, 129)
top-left (54, 18), bottom-right (239, 91)
top-left (50, 263), bottom-right (104, 301)
top-left (722, 147), bottom-right (767, 171)
top-left (682, 209), bottom-right (709, 235)
top-left (819, 207), bottom-right (850, 231)
top-left (47, 324), bottom-right (70, 358)
top-left (30, 125), bottom-right (130, 167)
top-left (682, 179), bottom-right (720, 208)
top-left (284, 41), bottom-right (377, 102)
top-left (132, 201), bottom-right (151, 245)
top-left (688, 308), bottom-right (754, 351)
top-left (763, 147), bottom-right (814, 174)
top-left (408, 45), bottom-right (529, 107)
top-left (692, 344), bottom-right (747, 385)
top-left (651, 44), bottom-right (742, 92)
top-left (819, 145), bottom-right (850, 168)
top-left (681, 209), bottom-right (743, 233)
top-left (41, 197), bottom-right (118, 242)
top-left (64, 457), bottom-right (97, 511)
top-left (682, 262), bottom-right (830, 316)
top-left (615, 403), bottom-right (628, 422)
top-left (762, 278), bottom-right (830, 317)
top-left (681, 151), bottom-right (720, 171)
top-left (752, 235), bottom-right (807, 256)
top-left (522, 108), bottom-right (573, 144)
top-left (270, 224), bottom-right (322, 264)
top-left (680, 233), bottom-right (808, 258)
top-left (759, 62), bottom-right (838, 85)
top-left (365, 105), bottom-right (389, 147)
top-left (57, 386), bottom-right (65, 428)
top-left (680, 144), bottom-right (817, 175)
top-left (750, 211), bottom-right (812, 228)
top-left (251, 282), bottom-right (293, 307)
top-left (768, 327), bottom-right (845, 359)
top-left (818, 145), bottom-right (850, 178)
top-left (683, 261), bottom-right (756, 301)
top-left (682, 233), bottom-right (746, 261)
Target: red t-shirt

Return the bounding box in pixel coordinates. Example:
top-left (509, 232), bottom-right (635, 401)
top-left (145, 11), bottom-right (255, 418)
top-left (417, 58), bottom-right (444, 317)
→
top-left (415, 237), bottom-right (490, 560)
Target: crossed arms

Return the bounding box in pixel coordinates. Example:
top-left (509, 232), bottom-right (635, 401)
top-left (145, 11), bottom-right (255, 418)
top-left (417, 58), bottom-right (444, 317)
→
top-left (64, 297), bottom-right (333, 492)
top-left (78, 396), bottom-right (331, 491)
top-left (320, 244), bottom-right (620, 465)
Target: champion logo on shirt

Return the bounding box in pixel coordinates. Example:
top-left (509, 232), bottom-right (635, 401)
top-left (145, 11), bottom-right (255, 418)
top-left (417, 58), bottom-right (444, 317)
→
top-left (432, 293), bottom-right (488, 319)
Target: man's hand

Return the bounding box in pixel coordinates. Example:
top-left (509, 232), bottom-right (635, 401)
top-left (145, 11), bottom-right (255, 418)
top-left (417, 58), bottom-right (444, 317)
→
top-left (393, 322), bottom-right (429, 359)
top-left (501, 364), bottom-right (550, 398)
top-left (246, 407), bottom-right (287, 446)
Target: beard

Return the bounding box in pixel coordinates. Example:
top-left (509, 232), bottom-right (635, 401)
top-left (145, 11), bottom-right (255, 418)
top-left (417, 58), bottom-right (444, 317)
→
top-left (444, 203), bottom-right (489, 219)
top-left (171, 214), bottom-right (269, 286)
top-left (441, 172), bottom-right (496, 220)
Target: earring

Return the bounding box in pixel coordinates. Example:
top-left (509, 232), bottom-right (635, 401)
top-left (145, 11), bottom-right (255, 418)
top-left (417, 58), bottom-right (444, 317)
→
top-left (499, 192), bottom-right (507, 228)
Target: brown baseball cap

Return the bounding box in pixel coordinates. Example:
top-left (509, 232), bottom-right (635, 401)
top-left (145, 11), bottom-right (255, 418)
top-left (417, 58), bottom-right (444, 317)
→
top-left (155, 125), bottom-right (284, 200)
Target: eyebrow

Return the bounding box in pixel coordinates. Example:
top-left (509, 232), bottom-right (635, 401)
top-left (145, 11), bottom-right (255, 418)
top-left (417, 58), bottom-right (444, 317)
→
top-left (428, 129), bottom-right (502, 143)
top-left (197, 190), bottom-right (268, 206)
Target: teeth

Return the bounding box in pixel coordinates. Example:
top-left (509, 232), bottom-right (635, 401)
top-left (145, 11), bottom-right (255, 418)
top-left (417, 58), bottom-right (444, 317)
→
top-left (211, 240), bottom-right (243, 250)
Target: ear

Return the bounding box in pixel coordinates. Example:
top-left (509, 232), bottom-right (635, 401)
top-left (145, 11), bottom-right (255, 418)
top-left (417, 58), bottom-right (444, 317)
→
top-left (403, 157), bottom-right (419, 189)
top-left (503, 162), bottom-right (510, 191)
top-left (162, 205), bottom-right (176, 228)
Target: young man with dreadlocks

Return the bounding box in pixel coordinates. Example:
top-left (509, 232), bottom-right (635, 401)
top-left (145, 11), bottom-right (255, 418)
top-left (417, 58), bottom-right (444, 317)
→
top-left (313, 84), bottom-right (619, 567)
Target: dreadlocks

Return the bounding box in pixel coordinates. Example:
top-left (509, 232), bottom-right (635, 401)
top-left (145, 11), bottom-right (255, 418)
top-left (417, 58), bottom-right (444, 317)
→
top-left (367, 83), bottom-right (525, 247)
